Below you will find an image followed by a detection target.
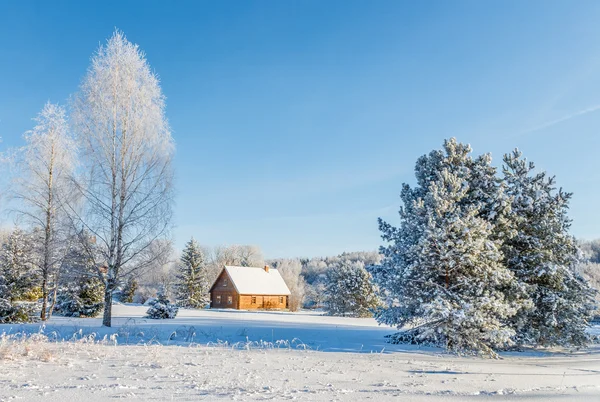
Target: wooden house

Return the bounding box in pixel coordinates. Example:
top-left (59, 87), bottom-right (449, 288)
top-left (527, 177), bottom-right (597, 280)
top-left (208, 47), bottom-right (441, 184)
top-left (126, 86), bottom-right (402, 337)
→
top-left (209, 265), bottom-right (291, 310)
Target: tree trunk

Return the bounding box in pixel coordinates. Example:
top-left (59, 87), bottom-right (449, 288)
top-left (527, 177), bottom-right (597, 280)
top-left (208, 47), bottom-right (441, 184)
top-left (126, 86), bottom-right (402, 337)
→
top-left (102, 283), bottom-right (113, 327)
top-left (48, 284), bottom-right (59, 319)
top-left (41, 142), bottom-right (55, 321)
top-left (41, 278), bottom-right (48, 321)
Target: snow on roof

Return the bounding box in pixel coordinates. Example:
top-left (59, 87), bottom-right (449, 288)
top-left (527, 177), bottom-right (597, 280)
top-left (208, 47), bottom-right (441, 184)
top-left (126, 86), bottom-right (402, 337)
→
top-left (223, 266), bottom-right (291, 296)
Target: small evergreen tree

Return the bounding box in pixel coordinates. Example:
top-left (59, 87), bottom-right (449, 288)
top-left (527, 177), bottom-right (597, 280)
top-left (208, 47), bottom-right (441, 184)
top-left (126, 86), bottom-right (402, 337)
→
top-left (52, 231), bottom-right (104, 318)
top-left (146, 286), bottom-right (178, 319)
top-left (174, 238), bottom-right (210, 308)
top-left (119, 277), bottom-right (138, 303)
top-left (53, 276), bottom-right (104, 318)
top-left (502, 150), bottom-right (596, 347)
top-left (0, 228), bottom-right (38, 323)
top-left (325, 260), bottom-right (379, 317)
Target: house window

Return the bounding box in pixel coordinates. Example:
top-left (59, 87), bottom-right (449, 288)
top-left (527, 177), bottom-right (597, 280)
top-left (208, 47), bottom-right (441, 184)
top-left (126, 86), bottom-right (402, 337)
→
top-left (279, 296), bottom-right (284, 304)
top-left (223, 278), bottom-right (227, 287)
top-left (251, 296), bottom-right (256, 304)
top-left (227, 296), bottom-right (233, 304)
top-left (216, 295), bottom-right (221, 304)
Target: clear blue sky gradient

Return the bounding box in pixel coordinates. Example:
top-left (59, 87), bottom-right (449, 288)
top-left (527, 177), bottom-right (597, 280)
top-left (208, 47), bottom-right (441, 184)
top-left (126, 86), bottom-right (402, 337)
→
top-left (1, 1), bottom-right (599, 258)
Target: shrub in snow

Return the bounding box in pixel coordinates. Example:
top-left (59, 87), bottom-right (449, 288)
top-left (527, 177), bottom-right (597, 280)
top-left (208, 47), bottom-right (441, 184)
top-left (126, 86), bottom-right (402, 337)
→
top-left (174, 238), bottom-right (210, 309)
top-left (53, 277), bottom-right (104, 318)
top-left (324, 260), bottom-right (379, 317)
top-left (146, 288), bottom-right (178, 319)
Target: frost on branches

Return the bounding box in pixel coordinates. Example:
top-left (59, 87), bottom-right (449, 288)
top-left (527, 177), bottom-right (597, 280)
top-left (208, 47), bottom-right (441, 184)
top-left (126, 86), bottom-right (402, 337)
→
top-left (146, 287), bottom-right (178, 319)
top-left (174, 238), bottom-right (210, 309)
top-left (71, 29), bottom-right (174, 327)
top-left (324, 260), bottom-right (380, 318)
top-left (13, 102), bottom-right (76, 321)
top-left (502, 150), bottom-right (596, 347)
top-left (369, 138), bottom-right (595, 355)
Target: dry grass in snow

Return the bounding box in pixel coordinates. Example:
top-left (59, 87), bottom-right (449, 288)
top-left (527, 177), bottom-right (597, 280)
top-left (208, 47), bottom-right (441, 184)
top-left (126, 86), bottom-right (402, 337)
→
top-left (0, 305), bottom-right (599, 401)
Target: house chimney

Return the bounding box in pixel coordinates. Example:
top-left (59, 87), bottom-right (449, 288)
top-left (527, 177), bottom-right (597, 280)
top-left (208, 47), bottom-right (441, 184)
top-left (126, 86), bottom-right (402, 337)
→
top-left (264, 265), bottom-right (269, 273)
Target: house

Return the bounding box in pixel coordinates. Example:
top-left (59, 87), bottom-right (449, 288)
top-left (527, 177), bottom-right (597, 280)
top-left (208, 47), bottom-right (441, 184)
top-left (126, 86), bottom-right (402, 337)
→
top-left (209, 265), bottom-right (291, 310)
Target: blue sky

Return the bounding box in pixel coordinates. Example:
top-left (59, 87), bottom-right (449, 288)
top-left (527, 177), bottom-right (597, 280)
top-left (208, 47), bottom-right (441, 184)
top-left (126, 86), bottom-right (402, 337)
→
top-left (1, 1), bottom-right (599, 258)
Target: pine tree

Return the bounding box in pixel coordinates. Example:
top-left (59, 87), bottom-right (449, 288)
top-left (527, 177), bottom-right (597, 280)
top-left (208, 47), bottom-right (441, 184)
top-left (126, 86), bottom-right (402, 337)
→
top-left (53, 232), bottom-right (104, 318)
top-left (174, 238), bottom-right (210, 309)
top-left (370, 139), bottom-right (525, 355)
top-left (53, 276), bottom-right (104, 318)
top-left (0, 228), bottom-right (38, 323)
top-left (119, 277), bottom-right (138, 303)
top-left (502, 150), bottom-right (596, 347)
top-left (324, 260), bottom-right (379, 317)
top-left (146, 286), bottom-right (178, 319)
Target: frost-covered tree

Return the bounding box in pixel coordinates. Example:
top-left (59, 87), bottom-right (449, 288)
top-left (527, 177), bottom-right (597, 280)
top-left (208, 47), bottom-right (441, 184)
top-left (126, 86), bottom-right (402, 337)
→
top-left (174, 238), bottom-right (210, 308)
top-left (370, 139), bottom-right (525, 355)
top-left (305, 281), bottom-right (327, 309)
top-left (11, 102), bottom-right (77, 320)
top-left (502, 150), bottom-right (596, 347)
top-left (135, 239), bottom-right (177, 302)
top-left (0, 228), bottom-right (38, 322)
top-left (580, 239), bottom-right (600, 264)
top-left (146, 286), bottom-right (178, 319)
top-left (577, 262), bottom-right (600, 306)
top-left (70, 30), bottom-right (175, 326)
top-left (324, 260), bottom-right (379, 318)
top-left (269, 258), bottom-right (306, 311)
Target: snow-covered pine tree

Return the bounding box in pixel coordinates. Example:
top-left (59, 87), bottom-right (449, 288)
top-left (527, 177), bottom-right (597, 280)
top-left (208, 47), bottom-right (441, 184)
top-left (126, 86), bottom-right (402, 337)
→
top-left (174, 237), bottom-right (210, 309)
top-left (370, 139), bottom-right (524, 355)
top-left (324, 260), bottom-right (380, 317)
top-left (146, 286), bottom-right (178, 319)
top-left (502, 149), bottom-right (596, 347)
top-left (53, 275), bottom-right (104, 318)
top-left (53, 232), bottom-right (104, 318)
top-left (0, 228), bottom-right (38, 323)
top-left (119, 277), bottom-right (138, 303)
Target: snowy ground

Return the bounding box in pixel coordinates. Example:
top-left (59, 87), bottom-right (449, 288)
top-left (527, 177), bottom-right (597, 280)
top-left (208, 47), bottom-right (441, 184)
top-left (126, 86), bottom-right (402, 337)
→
top-left (1, 305), bottom-right (599, 401)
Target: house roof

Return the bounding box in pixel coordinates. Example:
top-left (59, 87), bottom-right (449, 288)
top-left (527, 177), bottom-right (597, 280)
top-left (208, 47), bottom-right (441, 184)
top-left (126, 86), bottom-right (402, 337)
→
top-left (216, 266), bottom-right (291, 296)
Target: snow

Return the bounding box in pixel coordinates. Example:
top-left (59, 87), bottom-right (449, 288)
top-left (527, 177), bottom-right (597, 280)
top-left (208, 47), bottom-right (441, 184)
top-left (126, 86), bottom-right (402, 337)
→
top-left (220, 266), bottom-right (291, 296)
top-left (0, 305), bottom-right (599, 401)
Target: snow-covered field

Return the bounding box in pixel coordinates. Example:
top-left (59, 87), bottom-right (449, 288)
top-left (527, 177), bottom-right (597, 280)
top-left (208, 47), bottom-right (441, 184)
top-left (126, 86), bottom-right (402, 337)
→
top-left (1, 305), bottom-right (599, 401)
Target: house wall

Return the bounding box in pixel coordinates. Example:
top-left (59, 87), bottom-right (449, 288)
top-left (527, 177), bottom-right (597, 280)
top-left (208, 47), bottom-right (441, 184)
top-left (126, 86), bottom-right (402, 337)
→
top-left (209, 268), bottom-right (289, 310)
top-left (210, 270), bottom-right (239, 309)
top-left (239, 295), bottom-right (288, 310)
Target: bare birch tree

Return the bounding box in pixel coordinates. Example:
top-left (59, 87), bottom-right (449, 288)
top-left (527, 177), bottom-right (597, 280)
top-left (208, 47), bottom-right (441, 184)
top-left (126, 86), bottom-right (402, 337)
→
top-left (70, 30), bottom-right (174, 327)
top-left (12, 102), bottom-right (77, 320)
